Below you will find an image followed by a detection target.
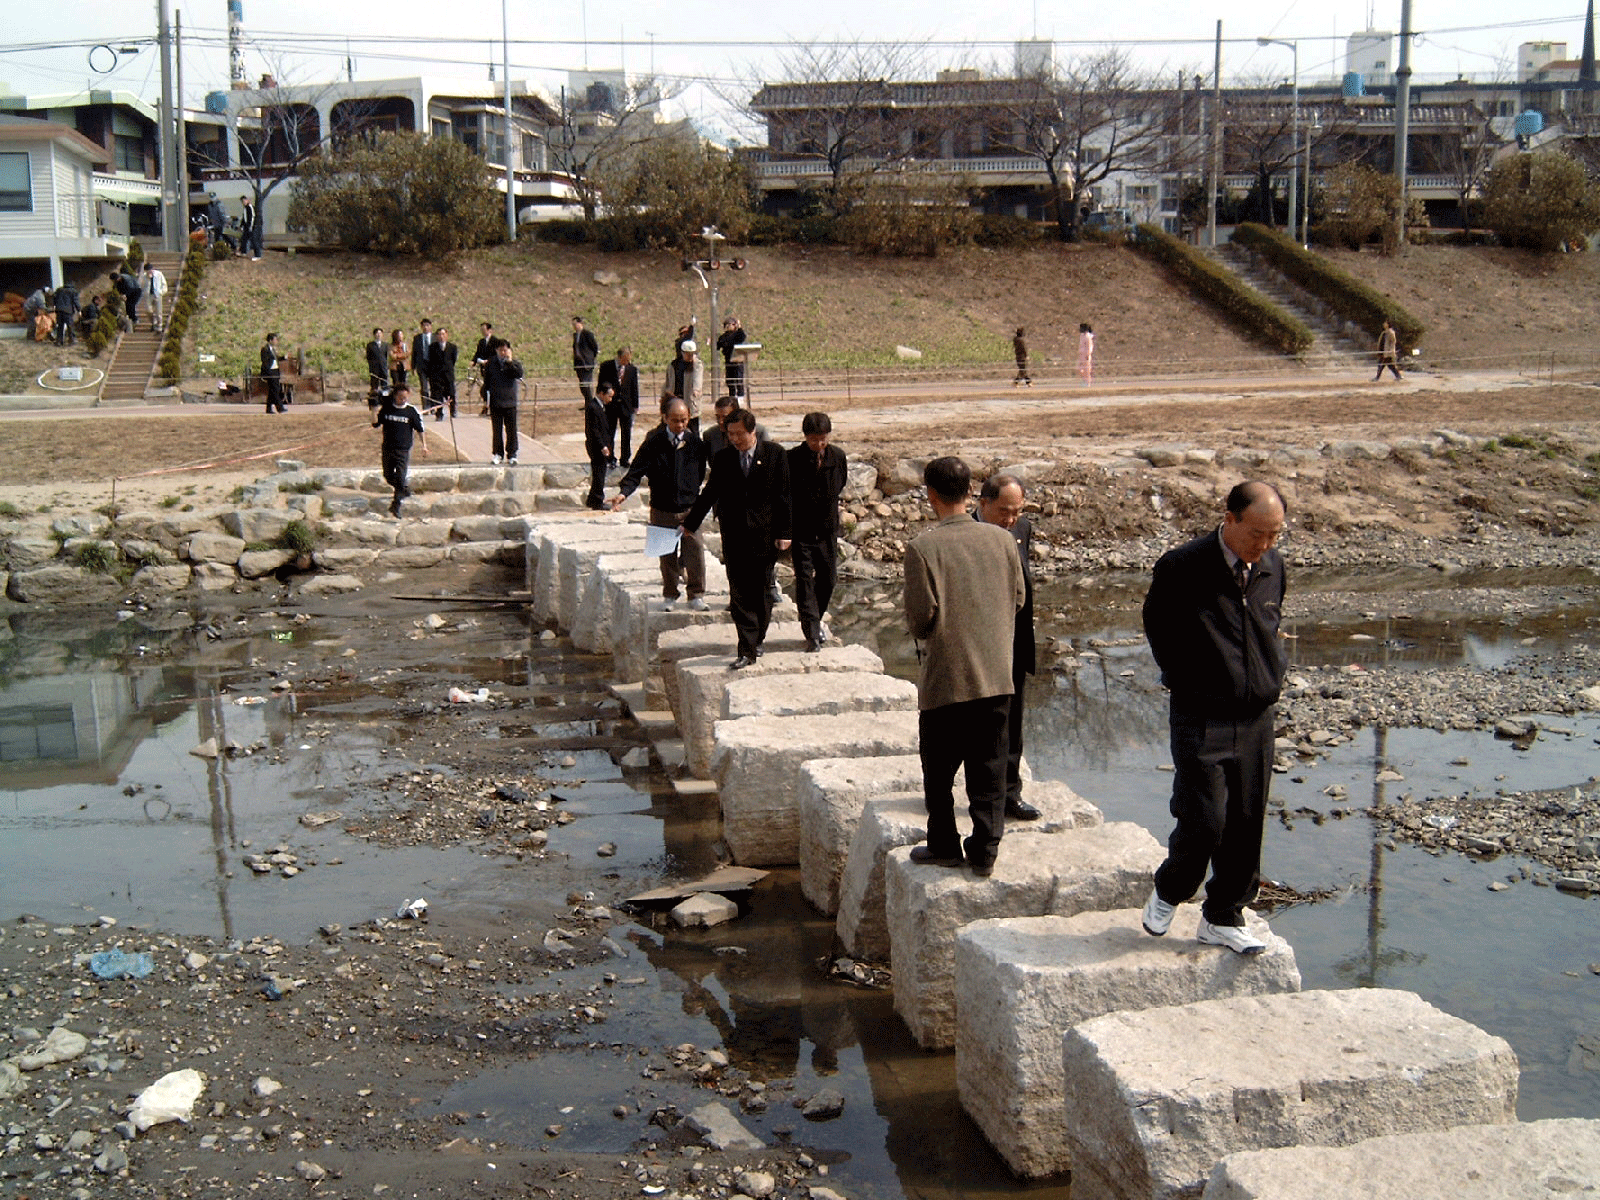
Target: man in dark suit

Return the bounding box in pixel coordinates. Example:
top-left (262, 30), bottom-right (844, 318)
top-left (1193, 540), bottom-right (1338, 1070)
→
top-left (1140, 481), bottom-right (1288, 955)
top-left (597, 346), bottom-right (640, 466)
top-left (977, 474), bottom-right (1041, 821)
top-left (787, 411), bottom-right (848, 652)
top-left (411, 319), bottom-right (434, 410)
top-left (584, 382), bottom-right (615, 509)
top-left (428, 328), bottom-right (460, 420)
top-left (683, 409), bottom-right (791, 668)
top-left (366, 327), bottom-right (389, 405)
top-left (572, 315), bottom-right (599, 402)
top-left (610, 398), bottom-right (709, 608)
top-left (260, 332), bottom-right (285, 414)
top-left (472, 322), bottom-right (495, 414)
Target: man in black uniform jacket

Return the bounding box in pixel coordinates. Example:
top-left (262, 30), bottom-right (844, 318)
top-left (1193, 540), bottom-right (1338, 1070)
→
top-left (481, 339), bottom-right (524, 463)
top-left (261, 332), bottom-right (286, 414)
top-left (683, 409), bottom-right (791, 668)
top-left (572, 315), bottom-right (599, 402)
top-left (786, 411), bottom-right (848, 652)
top-left (411, 319), bottom-right (434, 410)
top-left (1140, 480), bottom-right (1288, 955)
top-left (584, 382), bottom-right (615, 509)
top-left (597, 347), bottom-right (640, 466)
top-left (428, 328), bottom-right (460, 420)
top-left (373, 386), bottom-right (427, 517)
top-left (366, 327), bottom-right (389, 405)
top-left (976, 473), bottom-right (1041, 821)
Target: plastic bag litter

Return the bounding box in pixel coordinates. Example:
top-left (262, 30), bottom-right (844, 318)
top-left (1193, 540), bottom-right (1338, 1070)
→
top-left (89, 950), bottom-right (154, 980)
top-left (129, 1068), bottom-right (206, 1131)
top-left (396, 897), bottom-right (428, 919)
top-left (447, 686), bottom-right (490, 703)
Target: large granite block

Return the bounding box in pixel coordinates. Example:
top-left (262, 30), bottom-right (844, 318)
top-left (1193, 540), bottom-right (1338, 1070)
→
top-left (677, 644), bottom-right (883, 777)
top-left (557, 525), bottom-right (647, 630)
top-left (888, 822), bottom-right (1163, 1049)
top-left (1202, 1119), bottom-right (1600, 1200)
top-left (799, 757), bottom-right (925, 917)
top-left (711, 710), bottom-right (921, 865)
top-left (955, 909), bottom-right (1300, 1179)
top-left (723, 671), bottom-right (916, 722)
top-left (526, 513), bottom-right (606, 617)
top-left (1064, 989), bottom-right (1519, 1200)
top-left (613, 604), bottom-right (730, 687)
top-left (573, 556), bottom-right (661, 653)
top-left (833, 781), bottom-right (1103, 959)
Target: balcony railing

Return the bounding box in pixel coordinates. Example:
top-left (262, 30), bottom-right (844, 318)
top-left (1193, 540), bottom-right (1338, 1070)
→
top-left (755, 155), bottom-right (1049, 180)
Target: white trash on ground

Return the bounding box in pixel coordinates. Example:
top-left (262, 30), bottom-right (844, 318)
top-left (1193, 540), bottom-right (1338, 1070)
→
top-left (129, 1068), bottom-right (206, 1131)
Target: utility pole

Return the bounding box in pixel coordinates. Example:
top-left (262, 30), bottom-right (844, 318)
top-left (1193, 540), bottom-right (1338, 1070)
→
top-left (175, 10), bottom-right (189, 244)
top-left (157, 0), bottom-right (181, 252)
top-left (503, 0), bottom-right (516, 242)
top-left (1393, 0), bottom-right (1415, 253)
top-left (1208, 21), bottom-right (1222, 247)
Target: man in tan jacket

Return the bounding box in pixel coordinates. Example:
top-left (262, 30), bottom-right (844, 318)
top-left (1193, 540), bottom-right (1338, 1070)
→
top-left (903, 457), bottom-right (1026, 876)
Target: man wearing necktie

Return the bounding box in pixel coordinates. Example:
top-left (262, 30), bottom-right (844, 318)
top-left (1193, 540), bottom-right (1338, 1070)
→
top-left (1140, 481), bottom-right (1288, 955)
top-left (683, 409), bottom-right (791, 668)
top-left (572, 315), bottom-right (599, 402)
top-left (787, 411), bottom-right (848, 652)
top-left (610, 398), bottom-right (709, 608)
top-left (411, 319), bottom-right (434, 412)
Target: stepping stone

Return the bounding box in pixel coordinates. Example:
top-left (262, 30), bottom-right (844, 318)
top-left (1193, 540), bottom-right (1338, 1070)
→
top-left (1064, 989), bottom-right (1519, 1200)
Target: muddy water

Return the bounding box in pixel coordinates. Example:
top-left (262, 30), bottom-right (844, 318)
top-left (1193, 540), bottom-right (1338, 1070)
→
top-left (1, 572), bottom-right (1597, 1198)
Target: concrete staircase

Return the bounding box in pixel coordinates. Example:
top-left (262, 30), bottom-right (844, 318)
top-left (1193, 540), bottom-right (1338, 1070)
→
top-left (1206, 243), bottom-right (1369, 369)
top-left (99, 250), bottom-right (186, 405)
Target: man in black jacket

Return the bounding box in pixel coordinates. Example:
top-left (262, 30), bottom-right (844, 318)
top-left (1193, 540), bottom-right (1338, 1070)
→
top-left (373, 385), bottom-right (426, 517)
top-left (683, 409), bottom-right (791, 668)
top-left (786, 411), bottom-right (847, 652)
top-left (260, 332), bottom-right (286, 414)
top-left (610, 398), bottom-right (709, 608)
top-left (1140, 481), bottom-right (1288, 955)
top-left (584, 382), bottom-right (615, 509)
top-left (411, 319), bottom-right (434, 410)
top-left (572, 315), bottom-right (599, 402)
top-left (481, 339), bottom-right (524, 463)
top-left (428, 328), bottom-right (460, 420)
top-left (596, 346), bottom-right (639, 466)
top-left (52, 282), bottom-right (81, 346)
top-left (366, 327), bottom-right (389, 405)
top-left (715, 316), bottom-right (747, 399)
top-left (977, 473), bottom-right (1040, 821)
top-left (472, 322), bottom-right (495, 413)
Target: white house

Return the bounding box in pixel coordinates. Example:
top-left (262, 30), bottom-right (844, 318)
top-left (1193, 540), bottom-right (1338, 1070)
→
top-left (0, 114), bottom-right (124, 293)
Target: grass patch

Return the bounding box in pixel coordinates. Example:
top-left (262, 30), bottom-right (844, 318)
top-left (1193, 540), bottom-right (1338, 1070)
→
top-left (0, 501), bottom-right (21, 518)
top-left (71, 541), bottom-right (118, 573)
top-left (159, 495), bottom-right (182, 509)
top-left (1499, 433), bottom-right (1539, 450)
top-left (279, 479), bottom-right (324, 494)
top-left (276, 520), bottom-right (317, 556)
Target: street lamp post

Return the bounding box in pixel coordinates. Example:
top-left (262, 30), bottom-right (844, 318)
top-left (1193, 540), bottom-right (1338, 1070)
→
top-left (1257, 36), bottom-right (1300, 245)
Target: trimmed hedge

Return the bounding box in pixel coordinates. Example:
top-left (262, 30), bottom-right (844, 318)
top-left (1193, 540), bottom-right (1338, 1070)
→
top-left (1232, 222), bottom-right (1425, 352)
top-left (1135, 224), bottom-right (1315, 356)
top-left (154, 247), bottom-right (208, 384)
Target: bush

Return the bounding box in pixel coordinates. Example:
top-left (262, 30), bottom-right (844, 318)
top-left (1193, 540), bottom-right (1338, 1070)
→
top-left (746, 211), bottom-right (838, 246)
top-left (1232, 222), bottom-right (1426, 352)
top-left (530, 218), bottom-right (593, 245)
top-left (1135, 224), bottom-right (1314, 355)
top-left (277, 520), bottom-right (316, 556)
top-left (1482, 152), bottom-right (1600, 252)
top-left (1315, 164), bottom-right (1401, 251)
top-left (124, 239), bottom-right (145, 274)
top-left (154, 248), bottom-right (207, 384)
top-left (71, 541), bottom-right (118, 574)
top-left (972, 214), bottom-right (1044, 248)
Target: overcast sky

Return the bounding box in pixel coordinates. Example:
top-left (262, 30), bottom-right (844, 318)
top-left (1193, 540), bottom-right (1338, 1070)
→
top-left (4, 0), bottom-right (1590, 139)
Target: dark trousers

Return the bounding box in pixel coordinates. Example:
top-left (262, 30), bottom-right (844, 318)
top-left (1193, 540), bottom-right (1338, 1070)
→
top-left (651, 508), bottom-right (705, 599)
top-left (431, 378), bottom-right (456, 420)
top-left (1004, 665), bottom-right (1028, 807)
top-left (919, 695), bottom-right (1010, 867)
top-left (790, 536), bottom-right (837, 638)
top-left (586, 452), bottom-right (608, 509)
top-left (726, 548), bottom-right (776, 658)
top-left (725, 360), bottom-right (745, 398)
top-left (1153, 703), bottom-right (1275, 927)
top-left (608, 404), bottom-right (634, 464)
top-left (264, 377), bottom-right (285, 414)
top-left (381, 448), bottom-right (411, 505)
top-left (1374, 358), bottom-right (1401, 381)
top-left (575, 365), bottom-right (595, 402)
top-left (490, 405), bottom-right (518, 460)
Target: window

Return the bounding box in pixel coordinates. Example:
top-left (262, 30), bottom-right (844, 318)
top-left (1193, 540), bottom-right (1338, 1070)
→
top-left (431, 118), bottom-right (451, 140)
top-left (521, 133), bottom-right (545, 171)
top-left (0, 151), bottom-right (31, 211)
top-left (113, 134), bottom-right (143, 173)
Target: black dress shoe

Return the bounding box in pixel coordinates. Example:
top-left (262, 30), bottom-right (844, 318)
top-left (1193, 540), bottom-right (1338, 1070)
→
top-left (909, 846), bottom-right (964, 868)
top-left (804, 637), bottom-right (822, 653)
top-left (730, 655), bottom-right (756, 670)
top-left (1005, 799), bottom-right (1042, 821)
top-left (968, 858), bottom-right (995, 878)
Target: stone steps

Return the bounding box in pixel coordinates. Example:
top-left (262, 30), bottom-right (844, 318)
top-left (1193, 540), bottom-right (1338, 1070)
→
top-left (1206, 244), bottom-right (1371, 368)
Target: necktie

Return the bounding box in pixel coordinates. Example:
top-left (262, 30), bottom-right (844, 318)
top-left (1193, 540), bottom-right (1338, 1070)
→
top-left (741, 450), bottom-right (752, 476)
top-left (671, 435), bottom-right (682, 450)
top-left (1236, 560), bottom-right (1250, 594)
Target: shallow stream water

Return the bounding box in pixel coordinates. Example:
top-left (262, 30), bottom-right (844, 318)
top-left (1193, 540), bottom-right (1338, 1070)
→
top-left (1, 570), bottom-right (1597, 1199)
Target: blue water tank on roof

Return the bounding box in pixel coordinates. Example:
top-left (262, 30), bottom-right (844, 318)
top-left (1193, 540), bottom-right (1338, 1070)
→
top-left (1342, 72), bottom-right (1365, 97)
top-left (205, 91), bottom-right (229, 114)
top-left (1513, 110), bottom-right (1545, 137)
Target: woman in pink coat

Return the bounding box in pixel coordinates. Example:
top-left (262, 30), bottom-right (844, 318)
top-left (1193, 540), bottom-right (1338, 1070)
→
top-left (1077, 322), bottom-right (1095, 386)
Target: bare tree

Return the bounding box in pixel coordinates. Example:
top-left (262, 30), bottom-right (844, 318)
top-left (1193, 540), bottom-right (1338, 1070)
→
top-left (548, 74), bottom-right (690, 220)
top-left (1224, 87), bottom-right (1360, 229)
top-left (989, 51), bottom-right (1186, 241)
top-left (1416, 101), bottom-right (1508, 235)
top-left (746, 40), bottom-right (932, 212)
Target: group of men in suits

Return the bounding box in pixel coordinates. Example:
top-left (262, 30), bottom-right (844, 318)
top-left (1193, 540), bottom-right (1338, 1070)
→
top-left (365, 320), bottom-right (460, 422)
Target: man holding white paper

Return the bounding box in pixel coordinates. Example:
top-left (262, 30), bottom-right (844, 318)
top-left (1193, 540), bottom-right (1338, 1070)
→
top-left (610, 399), bottom-right (710, 609)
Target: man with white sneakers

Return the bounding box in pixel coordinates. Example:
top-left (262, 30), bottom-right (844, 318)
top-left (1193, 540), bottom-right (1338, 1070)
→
top-left (1140, 481), bottom-right (1288, 955)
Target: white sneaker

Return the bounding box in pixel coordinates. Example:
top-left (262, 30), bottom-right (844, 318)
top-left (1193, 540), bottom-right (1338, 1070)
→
top-left (688, 597), bottom-right (709, 611)
top-left (818, 621), bottom-right (832, 642)
top-left (491, 455), bottom-right (503, 465)
top-left (1141, 889), bottom-right (1176, 936)
top-left (507, 457), bottom-right (517, 465)
top-left (1196, 918), bottom-right (1267, 955)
